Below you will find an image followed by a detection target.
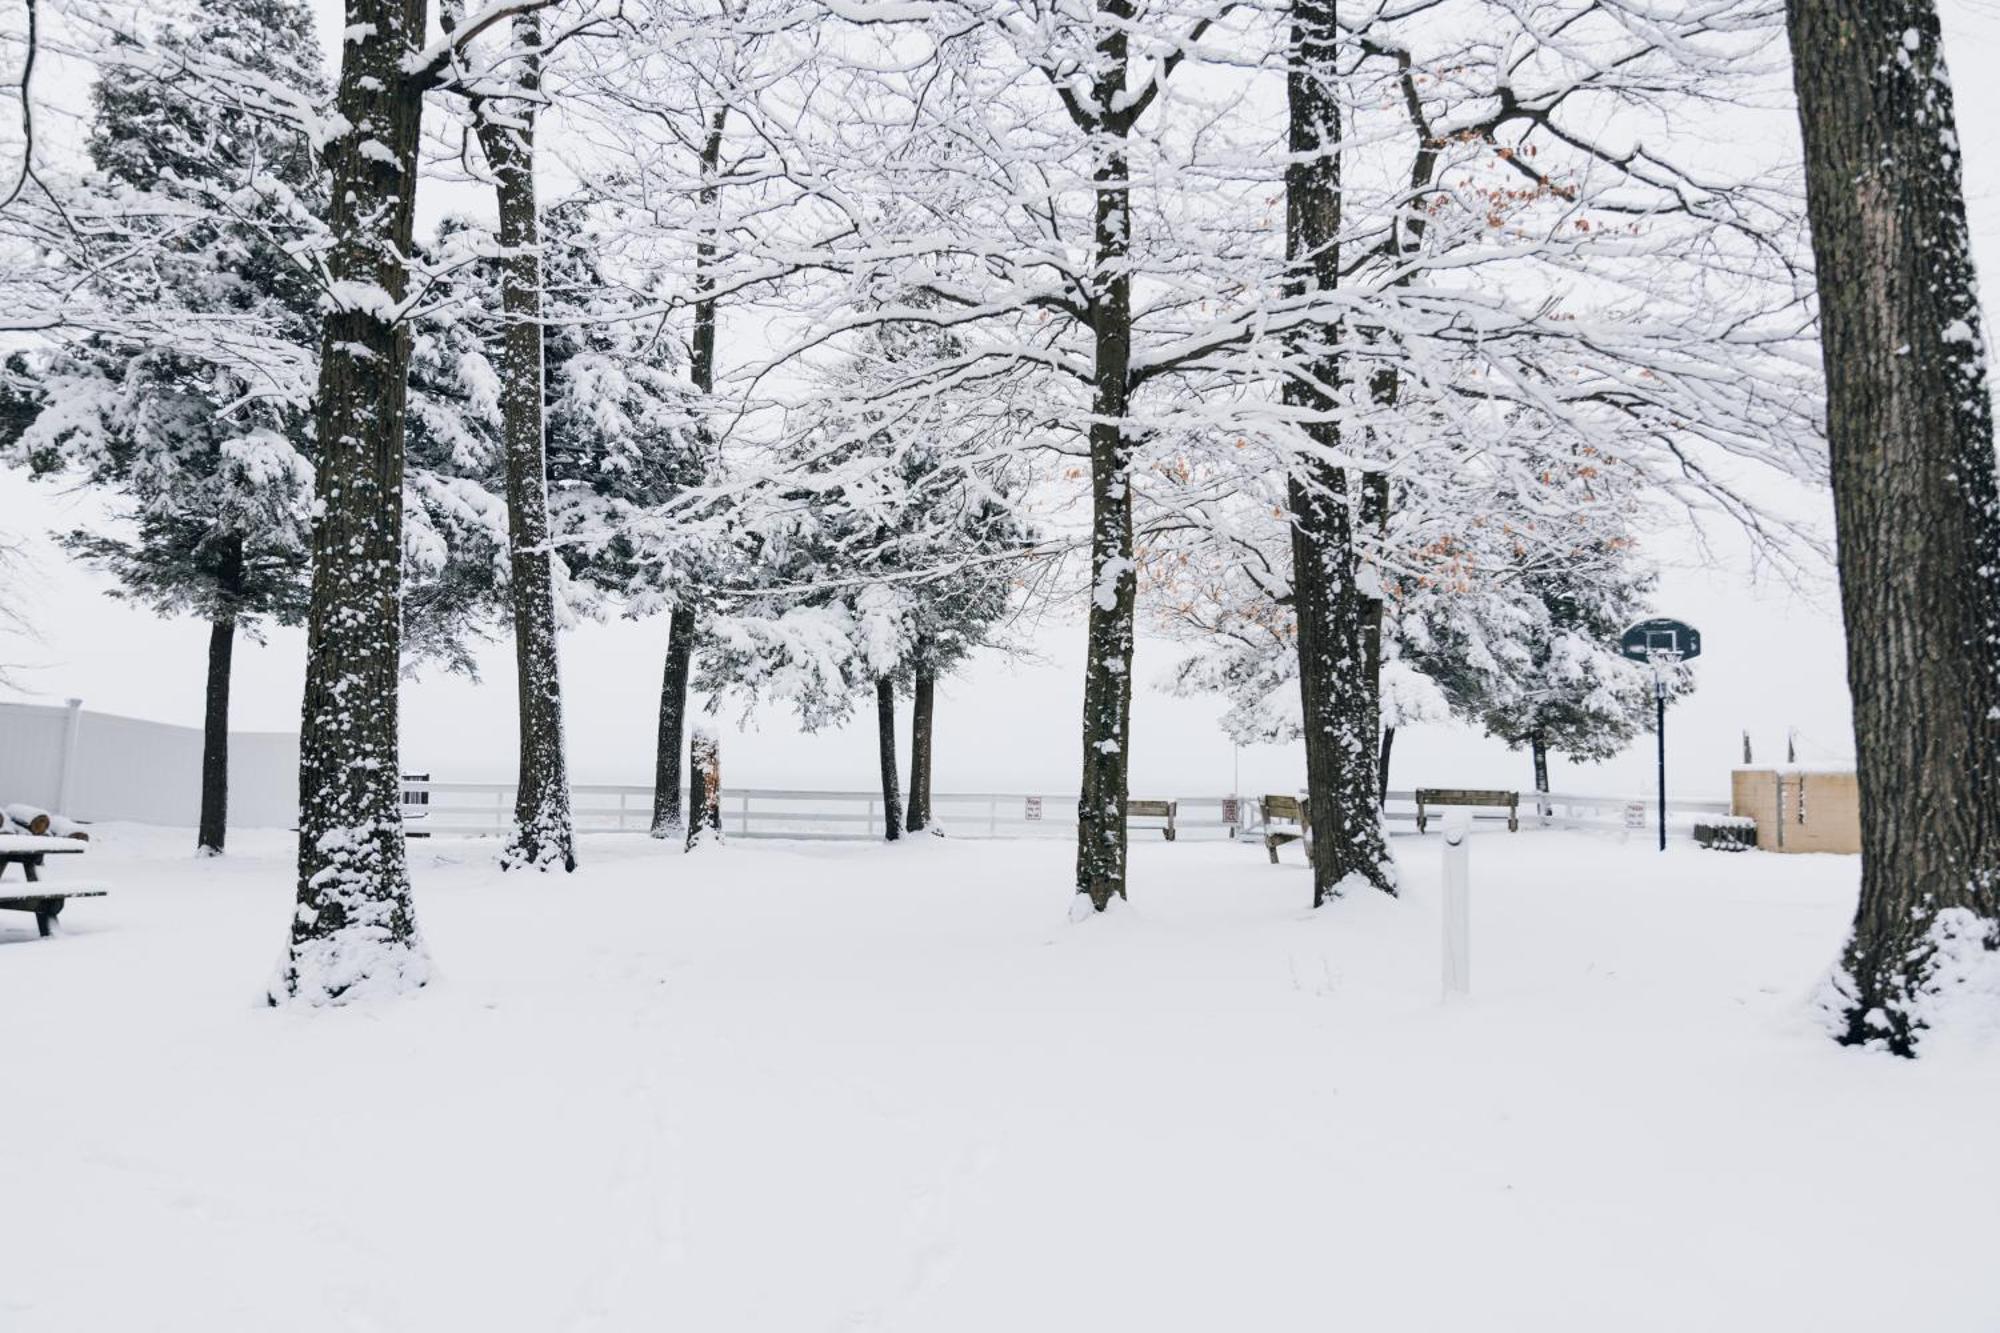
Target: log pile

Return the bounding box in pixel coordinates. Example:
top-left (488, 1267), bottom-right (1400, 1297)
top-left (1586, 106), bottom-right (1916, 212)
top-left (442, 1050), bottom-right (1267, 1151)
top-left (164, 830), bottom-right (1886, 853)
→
top-left (1, 803), bottom-right (90, 840)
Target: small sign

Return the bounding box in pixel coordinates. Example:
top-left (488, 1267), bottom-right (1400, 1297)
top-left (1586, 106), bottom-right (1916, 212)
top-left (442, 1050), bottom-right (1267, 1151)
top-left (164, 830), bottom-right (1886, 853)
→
top-left (1623, 801), bottom-right (1646, 830)
top-left (1025, 797), bottom-right (1043, 822)
top-left (1221, 797), bottom-right (1241, 825)
top-left (1619, 618), bottom-right (1701, 662)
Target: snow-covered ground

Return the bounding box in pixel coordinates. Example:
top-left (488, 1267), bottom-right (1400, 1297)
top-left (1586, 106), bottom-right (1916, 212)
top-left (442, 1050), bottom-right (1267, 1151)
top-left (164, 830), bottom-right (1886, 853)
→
top-left (2, 826), bottom-right (1992, 1332)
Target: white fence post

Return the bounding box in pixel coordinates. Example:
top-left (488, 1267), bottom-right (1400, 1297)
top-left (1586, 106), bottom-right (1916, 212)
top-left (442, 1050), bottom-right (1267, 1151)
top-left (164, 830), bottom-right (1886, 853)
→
top-left (52, 697), bottom-right (84, 814)
top-left (1442, 811), bottom-right (1471, 998)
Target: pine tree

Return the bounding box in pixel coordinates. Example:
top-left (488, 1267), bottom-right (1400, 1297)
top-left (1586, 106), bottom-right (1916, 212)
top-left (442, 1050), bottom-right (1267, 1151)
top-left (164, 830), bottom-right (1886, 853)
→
top-left (2, 0), bottom-right (326, 855)
top-left (1477, 560), bottom-right (1690, 811)
top-left (701, 318), bottom-right (1033, 837)
top-left (538, 192), bottom-right (709, 839)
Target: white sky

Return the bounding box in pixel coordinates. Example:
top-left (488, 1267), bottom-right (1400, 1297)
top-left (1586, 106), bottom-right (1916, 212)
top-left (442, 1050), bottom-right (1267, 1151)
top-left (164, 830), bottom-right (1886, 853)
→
top-left (8, 1), bottom-right (2000, 800)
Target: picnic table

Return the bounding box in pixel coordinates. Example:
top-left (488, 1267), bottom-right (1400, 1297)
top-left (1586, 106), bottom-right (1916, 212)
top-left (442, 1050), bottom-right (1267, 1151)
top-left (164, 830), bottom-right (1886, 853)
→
top-left (0, 833), bottom-right (104, 938)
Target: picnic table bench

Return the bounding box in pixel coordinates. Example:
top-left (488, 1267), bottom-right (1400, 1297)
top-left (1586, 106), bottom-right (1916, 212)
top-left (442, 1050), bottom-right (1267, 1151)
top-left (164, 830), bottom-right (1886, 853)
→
top-left (1415, 788), bottom-right (1520, 834)
top-left (1128, 799), bottom-right (1179, 841)
top-left (1259, 794), bottom-right (1310, 864)
top-left (0, 834), bottom-right (105, 938)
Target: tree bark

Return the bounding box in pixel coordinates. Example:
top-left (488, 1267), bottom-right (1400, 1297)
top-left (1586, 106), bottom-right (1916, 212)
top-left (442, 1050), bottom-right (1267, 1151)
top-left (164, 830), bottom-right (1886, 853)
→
top-left (1286, 0), bottom-right (1394, 907)
top-left (198, 614), bottom-right (235, 856)
top-left (478, 14), bottom-right (575, 874)
top-left (684, 725), bottom-right (722, 851)
top-left (276, 0), bottom-right (430, 1004)
top-left (906, 664), bottom-right (934, 833)
top-left (1788, 0), bottom-right (2000, 1053)
top-left (876, 677), bottom-right (903, 841)
top-left (1377, 724), bottom-right (1395, 807)
top-left (197, 535), bottom-right (245, 857)
top-left (653, 107), bottom-right (728, 842)
top-left (1531, 734), bottom-right (1551, 818)
top-left (651, 603), bottom-right (697, 836)
top-left (1073, 9), bottom-right (1139, 912)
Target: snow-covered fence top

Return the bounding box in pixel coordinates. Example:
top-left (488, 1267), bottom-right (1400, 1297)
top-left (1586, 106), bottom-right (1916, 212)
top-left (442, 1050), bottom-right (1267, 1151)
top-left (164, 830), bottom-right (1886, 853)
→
top-left (402, 782), bottom-right (1729, 842)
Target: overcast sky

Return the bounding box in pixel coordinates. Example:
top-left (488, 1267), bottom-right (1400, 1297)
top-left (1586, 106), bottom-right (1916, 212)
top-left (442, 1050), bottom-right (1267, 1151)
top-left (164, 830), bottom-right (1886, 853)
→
top-left (9, 2), bottom-right (2000, 800)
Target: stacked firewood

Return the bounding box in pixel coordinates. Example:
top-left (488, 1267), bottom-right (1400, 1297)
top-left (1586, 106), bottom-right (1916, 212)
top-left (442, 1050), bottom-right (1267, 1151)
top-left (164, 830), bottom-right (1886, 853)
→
top-left (1, 803), bottom-right (90, 840)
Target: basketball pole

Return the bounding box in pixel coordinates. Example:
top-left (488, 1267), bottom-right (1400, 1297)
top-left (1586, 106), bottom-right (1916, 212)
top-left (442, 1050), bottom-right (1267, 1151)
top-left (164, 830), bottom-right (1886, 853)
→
top-left (1654, 669), bottom-right (1668, 852)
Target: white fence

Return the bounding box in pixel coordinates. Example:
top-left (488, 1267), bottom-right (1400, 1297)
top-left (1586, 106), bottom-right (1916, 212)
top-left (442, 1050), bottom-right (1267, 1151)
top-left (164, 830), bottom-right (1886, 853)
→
top-left (0, 697), bottom-right (1731, 840)
top-left (404, 781), bottom-right (1730, 842)
top-left (0, 700), bottom-right (300, 827)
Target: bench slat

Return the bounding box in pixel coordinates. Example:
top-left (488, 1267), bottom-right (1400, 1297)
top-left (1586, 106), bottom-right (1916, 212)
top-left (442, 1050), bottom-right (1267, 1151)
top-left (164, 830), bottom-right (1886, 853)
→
top-left (1415, 788), bottom-right (1518, 806)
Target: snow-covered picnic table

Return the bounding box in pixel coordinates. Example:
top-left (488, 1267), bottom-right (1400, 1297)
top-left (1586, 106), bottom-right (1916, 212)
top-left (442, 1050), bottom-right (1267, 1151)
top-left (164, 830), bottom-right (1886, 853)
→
top-left (0, 834), bottom-right (104, 938)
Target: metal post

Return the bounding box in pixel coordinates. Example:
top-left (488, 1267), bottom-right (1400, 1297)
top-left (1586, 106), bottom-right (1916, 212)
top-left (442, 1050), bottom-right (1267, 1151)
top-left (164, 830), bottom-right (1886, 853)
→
top-left (1655, 674), bottom-right (1668, 852)
top-left (1442, 811), bottom-right (1470, 997)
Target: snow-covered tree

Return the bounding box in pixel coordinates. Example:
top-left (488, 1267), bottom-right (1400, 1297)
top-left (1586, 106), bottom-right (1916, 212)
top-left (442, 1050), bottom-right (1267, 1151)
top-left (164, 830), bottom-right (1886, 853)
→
top-left (0, 0), bottom-right (324, 857)
top-left (273, 0), bottom-right (591, 1003)
top-left (441, 0), bottom-right (579, 872)
top-left (1476, 563), bottom-right (1689, 807)
top-left (1788, 0), bottom-right (2000, 1054)
top-left (701, 310), bottom-right (1037, 838)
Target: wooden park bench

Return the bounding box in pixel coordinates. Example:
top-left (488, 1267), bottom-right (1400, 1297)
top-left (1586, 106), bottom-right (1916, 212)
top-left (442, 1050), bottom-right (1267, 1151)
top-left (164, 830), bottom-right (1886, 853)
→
top-left (1128, 799), bottom-right (1179, 841)
top-left (0, 833), bottom-right (106, 938)
top-left (1415, 788), bottom-right (1520, 834)
top-left (1260, 794), bottom-right (1310, 864)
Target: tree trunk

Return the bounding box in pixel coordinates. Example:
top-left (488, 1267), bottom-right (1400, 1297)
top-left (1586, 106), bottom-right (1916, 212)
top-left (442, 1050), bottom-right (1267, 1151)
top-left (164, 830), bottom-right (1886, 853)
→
top-left (653, 108), bottom-right (728, 841)
top-left (651, 603), bottom-right (697, 836)
top-left (876, 677), bottom-right (903, 841)
top-left (198, 534), bottom-right (245, 857)
top-left (276, 0), bottom-right (430, 1005)
top-left (1531, 734), bottom-right (1551, 818)
top-left (684, 725), bottom-right (722, 851)
top-left (1788, 0), bottom-right (2000, 1053)
top-left (478, 15), bottom-right (575, 874)
top-left (906, 664), bottom-right (934, 833)
top-left (1286, 0), bottom-right (1394, 908)
top-left (198, 614), bottom-right (235, 856)
top-left (1073, 27), bottom-right (1139, 912)
top-left (1377, 724), bottom-right (1395, 807)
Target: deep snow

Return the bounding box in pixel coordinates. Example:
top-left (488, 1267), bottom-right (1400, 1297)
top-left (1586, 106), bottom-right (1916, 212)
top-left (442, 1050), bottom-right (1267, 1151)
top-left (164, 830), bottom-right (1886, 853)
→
top-left (1, 826), bottom-right (1993, 1332)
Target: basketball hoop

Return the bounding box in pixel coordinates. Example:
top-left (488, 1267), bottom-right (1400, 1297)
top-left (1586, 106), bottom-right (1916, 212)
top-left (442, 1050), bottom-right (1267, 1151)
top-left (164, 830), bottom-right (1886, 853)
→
top-left (1618, 618), bottom-right (1701, 852)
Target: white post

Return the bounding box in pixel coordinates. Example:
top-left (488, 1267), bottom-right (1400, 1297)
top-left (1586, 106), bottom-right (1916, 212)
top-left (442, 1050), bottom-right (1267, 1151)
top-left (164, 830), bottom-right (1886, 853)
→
top-left (53, 697), bottom-right (83, 814)
top-left (1442, 810), bottom-right (1471, 998)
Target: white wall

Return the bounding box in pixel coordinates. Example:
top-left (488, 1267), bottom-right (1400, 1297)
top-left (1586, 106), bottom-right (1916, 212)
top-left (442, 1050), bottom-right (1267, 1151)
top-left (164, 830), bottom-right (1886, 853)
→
top-left (0, 701), bottom-right (299, 828)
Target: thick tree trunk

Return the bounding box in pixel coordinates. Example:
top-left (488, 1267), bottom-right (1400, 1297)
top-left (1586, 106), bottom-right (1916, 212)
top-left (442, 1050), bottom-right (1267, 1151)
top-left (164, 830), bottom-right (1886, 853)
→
top-left (876, 677), bottom-right (903, 841)
top-left (906, 664), bottom-right (934, 833)
top-left (479, 17), bottom-right (575, 874)
top-left (653, 108), bottom-right (728, 841)
top-left (1377, 724), bottom-right (1394, 807)
top-left (276, 0), bottom-right (430, 1005)
top-left (198, 614), bottom-right (235, 856)
top-left (1531, 734), bottom-right (1551, 818)
top-left (650, 603), bottom-right (697, 836)
top-left (1286, 0), bottom-right (1394, 908)
top-left (1788, 0), bottom-right (2000, 1053)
